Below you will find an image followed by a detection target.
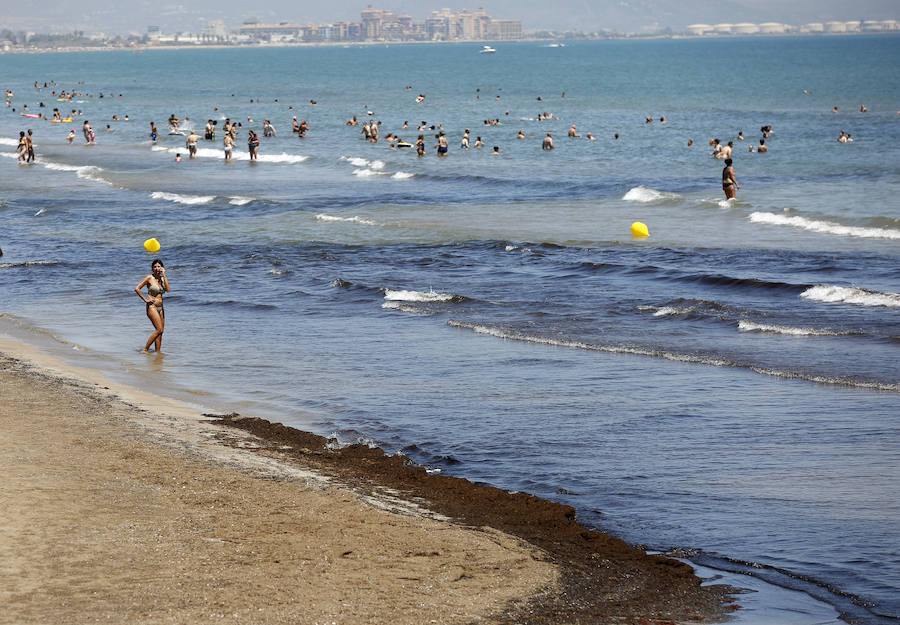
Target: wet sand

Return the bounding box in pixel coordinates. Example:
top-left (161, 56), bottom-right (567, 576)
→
top-left (0, 339), bottom-right (734, 624)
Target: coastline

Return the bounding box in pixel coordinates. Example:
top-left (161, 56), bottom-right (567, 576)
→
top-left (0, 31), bottom-right (896, 55)
top-left (0, 336), bottom-right (734, 624)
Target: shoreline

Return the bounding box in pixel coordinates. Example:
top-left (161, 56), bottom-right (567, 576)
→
top-left (0, 336), bottom-right (734, 623)
top-left (1, 31), bottom-right (896, 55)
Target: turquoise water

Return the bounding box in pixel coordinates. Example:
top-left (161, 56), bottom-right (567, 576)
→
top-left (1, 37), bottom-right (899, 623)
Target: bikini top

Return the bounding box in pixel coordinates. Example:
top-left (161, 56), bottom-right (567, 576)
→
top-left (148, 280), bottom-right (164, 296)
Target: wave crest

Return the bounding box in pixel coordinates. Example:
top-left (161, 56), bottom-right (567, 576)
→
top-left (737, 321), bottom-right (850, 337)
top-left (150, 191), bottom-right (215, 205)
top-left (801, 285), bottom-right (900, 308)
top-left (622, 186), bottom-right (680, 203)
top-left (448, 321), bottom-right (898, 391)
top-left (384, 289), bottom-right (459, 302)
top-left (316, 214), bottom-right (379, 226)
top-left (750, 212), bottom-right (900, 240)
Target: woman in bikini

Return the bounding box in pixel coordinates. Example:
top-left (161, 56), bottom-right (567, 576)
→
top-left (722, 158), bottom-right (740, 200)
top-left (135, 259), bottom-right (169, 353)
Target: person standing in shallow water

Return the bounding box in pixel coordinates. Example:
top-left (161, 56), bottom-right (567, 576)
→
top-left (135, 259), bottom-right (169, 353)
top-left (722, 158), bottom-right (739, 200)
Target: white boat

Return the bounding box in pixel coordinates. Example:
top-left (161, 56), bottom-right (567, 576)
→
top-left (479, 45), bottom-right (496, 54)
top-left (547, 43), bottom-right (565, 48)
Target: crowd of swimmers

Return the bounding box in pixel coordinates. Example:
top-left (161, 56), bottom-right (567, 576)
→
top-left (6, 80), bottom-right (875, 195)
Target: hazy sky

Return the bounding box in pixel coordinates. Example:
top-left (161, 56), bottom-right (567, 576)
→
top-left (1, 0), bottom-right (898, 35)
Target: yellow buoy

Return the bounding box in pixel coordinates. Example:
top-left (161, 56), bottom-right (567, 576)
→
top-left (630, 222), bottom-right (649, 237)
top-left (143, 238), bottom-right (161, 253)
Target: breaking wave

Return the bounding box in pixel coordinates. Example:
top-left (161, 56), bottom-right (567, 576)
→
top-left (447, 321), bottom-right (898, 391)
top-left (801, 285), bottom-right (900, 308)
top-left (622, 186), bottom-right (680, 203)
top-left (737, 321), bottom-right (851, 337)
top-left (750, 212), bottom-right (900, 240)
top-left (150, 191), bottom-right (215, 205)
top-left (384, 289), bottom-right (460, 303)
top-left (316, 214), bottom-right (380, 226)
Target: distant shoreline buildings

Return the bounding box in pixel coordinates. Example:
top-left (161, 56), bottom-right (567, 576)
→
top-left (148, 6), bottom-right (522, 46)
top-left (684, 20), bottom-right (898, 36)
top-left (1, 8), bottom-right (898, 51)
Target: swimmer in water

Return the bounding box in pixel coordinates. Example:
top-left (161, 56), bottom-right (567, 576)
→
top-left (223, 133), bottom-right (234, 161)
top-left (722, 158), bottom-right (739, 200)
top-left (542, 132), bottom-right (554, 150)
top-left (247, 130), bottom-right (259, 160)
top-left (568, 125), bottom-right (580, 138)
top-left (186, 130), bottom-right (200, 158)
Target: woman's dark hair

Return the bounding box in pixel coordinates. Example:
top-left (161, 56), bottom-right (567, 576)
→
top-left (724, 158), bottom-right (733, 166)
top-left (151, 259), bottom-right (164, 269)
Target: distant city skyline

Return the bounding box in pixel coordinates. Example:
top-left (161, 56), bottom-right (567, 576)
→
top-left (2, 0), bottom-right (898, 36)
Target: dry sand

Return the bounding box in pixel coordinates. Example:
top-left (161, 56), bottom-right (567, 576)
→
top-left (0, 338), bottom-right (733, 624)
top-left (0, 341), bottom-right (555, 624)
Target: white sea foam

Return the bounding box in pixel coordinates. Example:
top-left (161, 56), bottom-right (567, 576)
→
top-left (448, 320), bottom-right (729, 365)
top-left (448, 321), bottom-right (899, 391)
top-left (622, 186), bottom-right (679, 203)
top-left (381, 301), bottom-right (435, 314)
top-left (341, 156), bottom-right (385, 169)
top-left (353, 168), bottom-right (386, 177)
top-left (737, 320), bottom-right (846, 337)
top-left (257, 153), bottom-right (309, 164)
top-left (40, 162), bottom-right (110, 185)
top-left (228, 196), bottom-right (254, 206)
top-left (315, 214), bottom-right (379, 226)
top-left (391, 171), bottom-right (414, 179)
top-left (638, 305), bottom-right (696, 317)
top-left (0, 137), bottom-right (19, 146)
top-left (750, 211), bottom-right (900, 240)
top-left (341, 156), bottom-right (371, 167)
top-left (0, 260), bottom-right (58, 268)
top-left (150, 191), bottom-right (215, 205)
top-left (801, 285), bottom-right (900, 308)
top-left (384, 289), bottom-right (456, 302)
top-left (155, 144), bottom-right (308, 163)
top-left (505, 245), bottom-right (519, 252)
top-left (0, 152), bottom-right (18, 159)
top-left (652, 306), bottom-right (690, 317)
top-left (34, 208), bottom-right (47, 216)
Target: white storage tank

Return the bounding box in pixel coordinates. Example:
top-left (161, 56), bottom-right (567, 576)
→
top-left (685, 24), bottom-right (713, 36)
top-left (732, 22), bottom-right (759, 34)
top-left (758, 22), bottom-right (786, 34)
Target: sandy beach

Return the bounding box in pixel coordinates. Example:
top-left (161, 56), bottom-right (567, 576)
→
top-left (0, 338), bottom-right (732, 624)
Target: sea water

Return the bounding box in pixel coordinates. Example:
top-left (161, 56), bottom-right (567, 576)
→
top-left (1, 36), bottom-right (898, 623)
